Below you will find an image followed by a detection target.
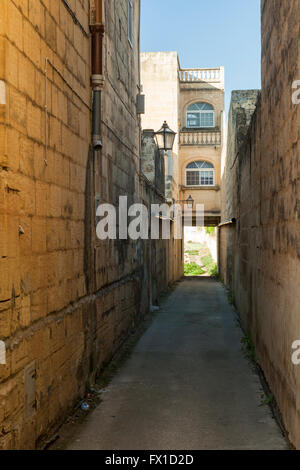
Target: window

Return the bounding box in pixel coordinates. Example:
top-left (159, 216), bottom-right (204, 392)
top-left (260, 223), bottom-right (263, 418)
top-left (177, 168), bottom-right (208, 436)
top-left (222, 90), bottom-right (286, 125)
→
top-left (186, 161), bottom-right (215, 187)
top-left (186, 102), bottom-right (215, 128)
top-left (128, 0), bottom-right (133, 46)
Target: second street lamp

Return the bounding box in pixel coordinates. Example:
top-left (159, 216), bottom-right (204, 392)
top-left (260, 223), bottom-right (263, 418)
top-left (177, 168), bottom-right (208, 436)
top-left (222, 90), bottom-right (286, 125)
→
top-left (154, 121), bottom-right (176, 152)
top-left (186, 195), bottom-right (194, 209)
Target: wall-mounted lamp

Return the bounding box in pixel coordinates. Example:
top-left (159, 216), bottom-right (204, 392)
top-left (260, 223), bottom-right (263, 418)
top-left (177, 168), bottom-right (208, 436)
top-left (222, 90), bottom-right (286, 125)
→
top-left (186, 195), bottom-right (194, 209)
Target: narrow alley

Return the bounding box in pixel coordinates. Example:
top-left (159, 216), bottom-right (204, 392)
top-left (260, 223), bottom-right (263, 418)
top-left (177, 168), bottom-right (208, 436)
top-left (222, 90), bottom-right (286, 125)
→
top-left (1, 0), bottom-right (300, 453)
top-left (66, 279), bottom-right (287, 451)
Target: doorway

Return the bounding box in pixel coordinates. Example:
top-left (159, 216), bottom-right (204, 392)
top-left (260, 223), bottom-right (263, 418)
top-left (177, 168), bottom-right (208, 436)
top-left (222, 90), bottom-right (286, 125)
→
top-left (184, 226), bottom-right (218, 277)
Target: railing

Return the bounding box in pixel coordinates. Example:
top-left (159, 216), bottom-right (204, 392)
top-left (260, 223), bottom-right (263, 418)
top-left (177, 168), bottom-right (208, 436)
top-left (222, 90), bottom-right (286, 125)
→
top-left (179, 67), bottom-right (223, 83)
top-left (179, 130), bottom-right (221, 146)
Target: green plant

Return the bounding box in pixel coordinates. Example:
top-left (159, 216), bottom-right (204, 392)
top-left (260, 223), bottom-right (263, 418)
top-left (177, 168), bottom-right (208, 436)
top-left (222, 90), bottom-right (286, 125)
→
top-left (209, 265), bottom-right (219, 278)
top-left (185, 250), bottom-right (199, 255)
top-left (184, 263), bottom-right (205, 276)
top-left (228, 290), bottom-right (236, 306)
top-left (260, 393), bottom-right (274, 406)
top-left (205, 227), bottom-right (215, 235)
top-left (201, 254), bottom-right (218, 277)
top-left (184, 243), bottom-right (204, 252)
top-left (241, 334), bottom-right (257, 364)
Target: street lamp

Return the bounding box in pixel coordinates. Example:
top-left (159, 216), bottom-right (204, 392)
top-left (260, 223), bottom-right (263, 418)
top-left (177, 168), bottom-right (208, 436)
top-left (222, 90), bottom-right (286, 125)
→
top-left (186, 195), bottom-right (194, 209)
top-left (154, 121), bottom-right (176, 152)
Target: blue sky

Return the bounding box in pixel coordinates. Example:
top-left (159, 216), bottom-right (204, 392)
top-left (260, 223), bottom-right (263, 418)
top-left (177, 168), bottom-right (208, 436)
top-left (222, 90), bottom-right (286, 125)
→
top-left (141, 0), bottom-right (261, 114)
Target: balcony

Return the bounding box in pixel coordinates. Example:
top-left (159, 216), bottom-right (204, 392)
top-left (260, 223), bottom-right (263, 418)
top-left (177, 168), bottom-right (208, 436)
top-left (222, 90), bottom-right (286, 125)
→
top-left (179, 67), bottom-right (224, 85)
top-left (179, 130), bottom-right (221, 146)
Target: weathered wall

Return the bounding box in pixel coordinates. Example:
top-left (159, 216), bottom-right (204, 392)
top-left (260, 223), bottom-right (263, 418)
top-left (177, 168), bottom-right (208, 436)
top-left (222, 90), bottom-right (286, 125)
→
top-left (220, 0), bottom-right (300, 448)
top-left (141, 130), bottom-right (165, 192)
top-left (0, 0), bottom-right (175, 450)
top-left (220, 90), bottom-right (260, 287)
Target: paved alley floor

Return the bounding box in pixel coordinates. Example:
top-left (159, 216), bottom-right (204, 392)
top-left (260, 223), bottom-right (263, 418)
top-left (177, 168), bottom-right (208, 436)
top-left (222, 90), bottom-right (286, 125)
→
top-left (67, 278), bottom-right (288, 450)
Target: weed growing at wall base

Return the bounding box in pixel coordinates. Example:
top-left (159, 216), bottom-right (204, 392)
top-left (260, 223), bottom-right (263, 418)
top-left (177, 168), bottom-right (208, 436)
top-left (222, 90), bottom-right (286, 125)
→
top-left (241, 334), bottom-right (257, 365)
top-left (201, 254), bottom-right (218, 277)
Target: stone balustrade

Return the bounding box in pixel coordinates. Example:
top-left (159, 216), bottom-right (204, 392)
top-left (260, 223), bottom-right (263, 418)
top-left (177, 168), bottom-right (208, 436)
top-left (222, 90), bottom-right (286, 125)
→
top-left (179, 67), bottom-right (222, 82)
top-left (179, 130), bottom-right (221, 146)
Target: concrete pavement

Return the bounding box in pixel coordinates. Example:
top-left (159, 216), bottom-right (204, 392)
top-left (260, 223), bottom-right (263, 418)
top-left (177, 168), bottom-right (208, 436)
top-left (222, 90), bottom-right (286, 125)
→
top-left (67, 278), bottom-right (288, 450)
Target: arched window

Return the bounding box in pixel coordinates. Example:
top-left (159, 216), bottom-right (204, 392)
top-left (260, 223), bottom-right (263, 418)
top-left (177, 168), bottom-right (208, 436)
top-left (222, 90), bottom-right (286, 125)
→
top-left (186, 102), bottom-right (215, 128)
top-left (186, 161), bottom-right (215, 187)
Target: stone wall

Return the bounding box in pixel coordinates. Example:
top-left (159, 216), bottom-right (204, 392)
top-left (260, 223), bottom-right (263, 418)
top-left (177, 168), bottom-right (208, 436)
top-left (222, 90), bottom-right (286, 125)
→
top-left (0, 0), bottom-right (91, 449)
top-left (141, 130), bottom-right (165, 192)
top-left (219, 90), bottom-right (260, 287)
top-left (220, 0), bottom-right (300, 448)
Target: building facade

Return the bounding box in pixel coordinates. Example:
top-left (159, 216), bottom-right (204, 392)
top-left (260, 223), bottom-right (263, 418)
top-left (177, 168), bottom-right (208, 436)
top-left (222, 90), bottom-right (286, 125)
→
top-left (0, 0), bottom-right (182, 450)
top-left (141, 52), bottom-right (225, 228)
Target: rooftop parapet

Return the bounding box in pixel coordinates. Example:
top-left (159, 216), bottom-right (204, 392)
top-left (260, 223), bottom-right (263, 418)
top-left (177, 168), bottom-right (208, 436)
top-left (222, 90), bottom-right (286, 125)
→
top-left (179, 67), bottom-right (224, 90)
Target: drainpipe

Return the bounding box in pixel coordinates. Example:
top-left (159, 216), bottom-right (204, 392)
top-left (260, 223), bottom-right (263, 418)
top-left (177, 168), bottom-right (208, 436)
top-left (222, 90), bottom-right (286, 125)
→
top-left (90, 0), bottom-right (105, 150)
top-left (92, 85), bottom-right (102, 150)
top-left (88, 1), bottom-right (105, 290)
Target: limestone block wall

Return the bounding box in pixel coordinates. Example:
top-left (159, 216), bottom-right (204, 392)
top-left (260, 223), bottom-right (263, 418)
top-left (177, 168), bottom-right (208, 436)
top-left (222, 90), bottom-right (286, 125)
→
top-left (220, 0), bottom-right (300, 448)
top-left (141, 130), bottom-right (165, 193)
top-left (219, 89), bottom-right (260, 314)
top-left (0, 0), bottom-right (91, 449)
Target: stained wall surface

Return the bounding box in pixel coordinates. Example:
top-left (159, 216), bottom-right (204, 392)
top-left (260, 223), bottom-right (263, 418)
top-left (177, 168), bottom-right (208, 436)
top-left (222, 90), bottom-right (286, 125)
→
top-left (220, 0), bottom-right (300, 448)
